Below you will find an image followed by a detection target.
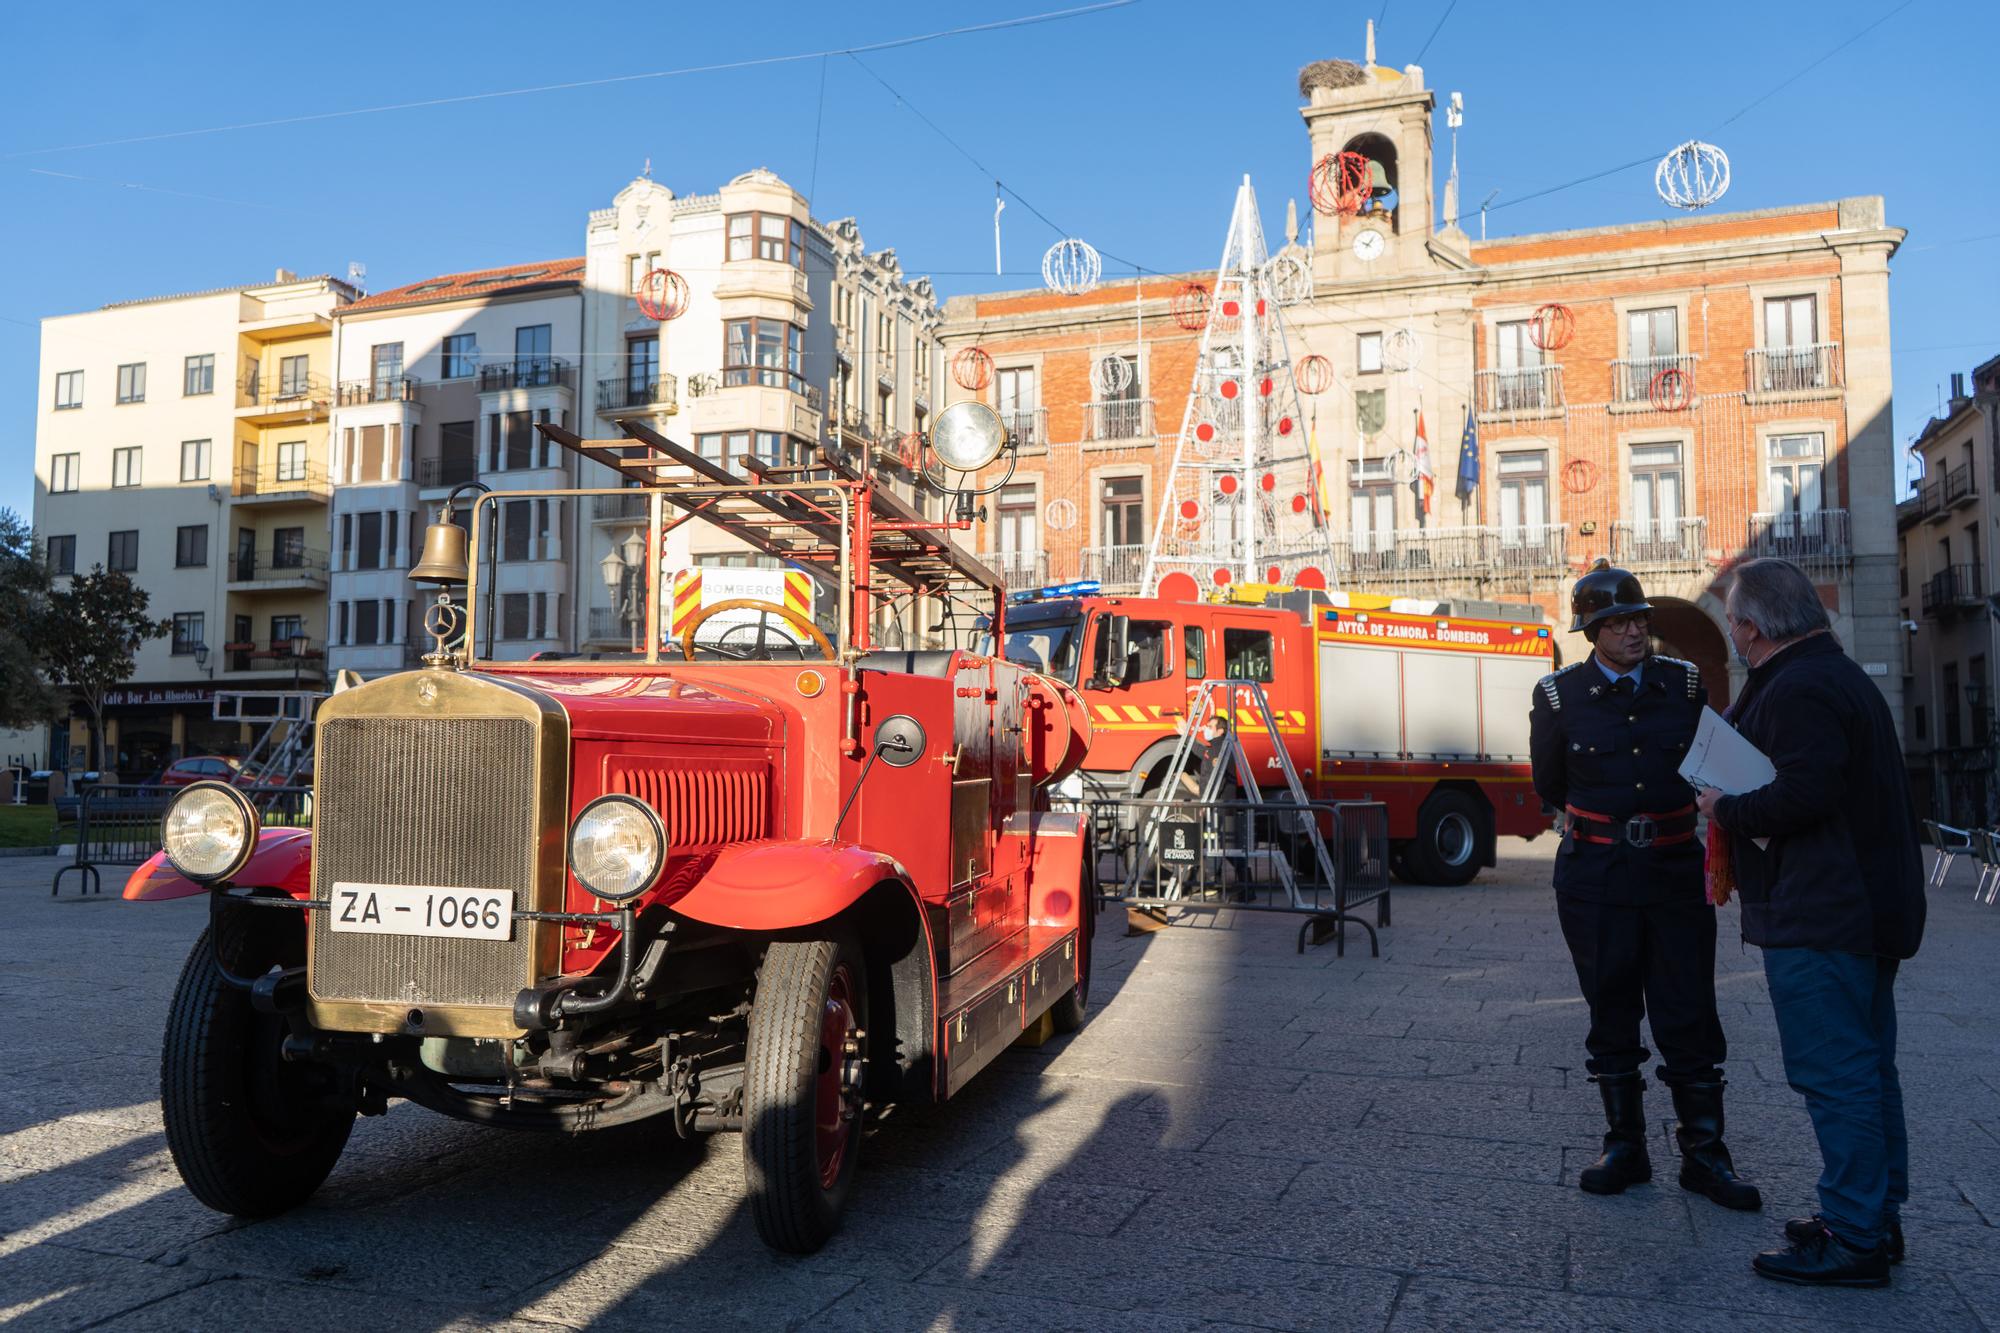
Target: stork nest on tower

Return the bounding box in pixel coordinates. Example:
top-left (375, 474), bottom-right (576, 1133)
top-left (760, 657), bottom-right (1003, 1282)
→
top-left (1299, 59), bottom-right (1366, 98)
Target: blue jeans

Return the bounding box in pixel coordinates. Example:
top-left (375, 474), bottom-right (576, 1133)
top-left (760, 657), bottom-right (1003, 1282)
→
top-left (1762, 948), bottom-right (1908, 1249)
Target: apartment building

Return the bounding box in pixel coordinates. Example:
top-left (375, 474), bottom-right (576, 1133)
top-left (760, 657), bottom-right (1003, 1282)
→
top-left (325, 261), bottom-right (585, 676)
top-left (32, 271), bottom-right (352, 774)
top-left (938, 41), bottom-right (1905, 714)
top-left (1898, 354), bottom-right (2000, 826)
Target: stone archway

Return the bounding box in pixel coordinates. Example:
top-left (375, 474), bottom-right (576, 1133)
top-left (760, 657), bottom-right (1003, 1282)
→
top-left (1649, 595), bottom-right (1730, 711)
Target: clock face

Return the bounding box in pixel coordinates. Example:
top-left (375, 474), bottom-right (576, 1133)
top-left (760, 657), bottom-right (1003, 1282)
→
top-left (1352, 228), bottom-right (1385, 261)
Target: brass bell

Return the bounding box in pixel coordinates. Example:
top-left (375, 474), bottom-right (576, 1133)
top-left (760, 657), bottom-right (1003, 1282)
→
top-left (409, 508), bottom-right (470, 586)
top-left (1366, 158), bottom-right (1393, 198)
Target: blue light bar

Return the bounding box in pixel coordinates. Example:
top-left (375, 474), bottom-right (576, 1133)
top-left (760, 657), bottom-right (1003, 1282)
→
top-left (1010, 579), bottom-right (1102, 604)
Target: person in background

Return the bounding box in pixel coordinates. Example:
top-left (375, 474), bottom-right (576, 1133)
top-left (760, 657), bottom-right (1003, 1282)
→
top-left (1698, 557), bottom-right (1926, 1288)
top-left (1531, 560), bottom-right (1760, 1211)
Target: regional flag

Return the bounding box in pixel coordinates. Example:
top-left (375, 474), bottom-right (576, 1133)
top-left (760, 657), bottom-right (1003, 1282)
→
top-left (1411, 410), bottom-right (1435, 527)
top-left (1455, 411), bottom-right (1479, 502)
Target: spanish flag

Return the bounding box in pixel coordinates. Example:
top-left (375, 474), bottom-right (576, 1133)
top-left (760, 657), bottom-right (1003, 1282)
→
top-left (1411, 409), bottom-right (1435, 527)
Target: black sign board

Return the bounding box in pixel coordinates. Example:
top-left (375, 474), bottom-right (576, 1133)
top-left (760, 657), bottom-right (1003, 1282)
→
top-left (1158, 816), bottom-right (1199, 864)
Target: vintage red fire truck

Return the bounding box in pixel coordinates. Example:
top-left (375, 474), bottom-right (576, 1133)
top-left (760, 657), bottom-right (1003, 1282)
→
top-left (989, 581), bottom-right (1556, 884)
top-left (127, 405), bottom-right (1093, 1253)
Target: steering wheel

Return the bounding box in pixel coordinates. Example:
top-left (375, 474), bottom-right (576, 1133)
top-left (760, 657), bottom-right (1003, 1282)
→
top-left (678, 598), bottom-right (836, 662)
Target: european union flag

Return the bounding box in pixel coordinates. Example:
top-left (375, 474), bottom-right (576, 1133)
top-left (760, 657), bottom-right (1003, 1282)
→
top-left (1455, 412), bottom-right (1479, 502)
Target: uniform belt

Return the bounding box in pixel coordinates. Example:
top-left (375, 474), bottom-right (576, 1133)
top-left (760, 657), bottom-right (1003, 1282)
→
top-left (1564, 803), bottom-right (1696, 849)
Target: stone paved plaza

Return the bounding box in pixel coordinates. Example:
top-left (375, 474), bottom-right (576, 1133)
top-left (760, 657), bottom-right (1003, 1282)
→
top-left (3, 839), bottom-right (1997, 1331)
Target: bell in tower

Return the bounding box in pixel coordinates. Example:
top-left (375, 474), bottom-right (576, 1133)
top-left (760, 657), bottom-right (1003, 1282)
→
top-left (1298, 25), bottom-right (1439, 276)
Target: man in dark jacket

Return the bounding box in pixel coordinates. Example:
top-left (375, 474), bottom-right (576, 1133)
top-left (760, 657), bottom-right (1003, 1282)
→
top-left (1697, 557), bottom-right (1926, 1289)
top-left (1531, 560), bottom-right (1759, 1211)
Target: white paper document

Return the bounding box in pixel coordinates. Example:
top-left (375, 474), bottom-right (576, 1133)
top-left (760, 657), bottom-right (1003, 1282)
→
top-left (1679, 706), bottom-right (1775, 850)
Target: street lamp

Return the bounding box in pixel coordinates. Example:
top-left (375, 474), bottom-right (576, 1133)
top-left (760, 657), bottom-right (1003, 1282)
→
top-left (193, 642), bottom-right (209, 671)
top-left (599, 530), bottom-right (649, 651)
top-left (290, 631), bottom-right (311, 692)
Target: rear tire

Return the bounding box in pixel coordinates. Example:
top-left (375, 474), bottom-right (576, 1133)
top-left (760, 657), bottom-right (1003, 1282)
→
top-left (162, 916), bottom-right (354, 1218)
top-left (1403, 791), bottom-right (1487, 887)
top-left (1050, 860), bottom-right (1096, 1034)
top-left (744, 933), bottom-right (868, 1254)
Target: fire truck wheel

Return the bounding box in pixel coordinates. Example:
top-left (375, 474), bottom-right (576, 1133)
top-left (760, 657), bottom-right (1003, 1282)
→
top-left (1405, 791), bottom-right (1488, 887)
top-left (162, 919), bottom-right (355, 1218)
top-left (744, 932), bottom-right (868, 1254)
top-left (1050, 862), bottom-right (1097, 1033)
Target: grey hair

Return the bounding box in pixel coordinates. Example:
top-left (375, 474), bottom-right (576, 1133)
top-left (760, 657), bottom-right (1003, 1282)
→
top-left (1727, 558), bottom-right (1832, 642)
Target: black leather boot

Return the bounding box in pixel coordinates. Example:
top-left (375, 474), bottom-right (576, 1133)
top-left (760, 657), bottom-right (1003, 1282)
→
top-left (1670, 1081), bottom-right (1762, 1211)
top-left (1579, 1072), bottom-right (1652, 1195)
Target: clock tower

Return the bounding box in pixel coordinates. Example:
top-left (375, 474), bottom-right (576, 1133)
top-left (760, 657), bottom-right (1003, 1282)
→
top-left (1300, 31), bottom-right (1445, 286)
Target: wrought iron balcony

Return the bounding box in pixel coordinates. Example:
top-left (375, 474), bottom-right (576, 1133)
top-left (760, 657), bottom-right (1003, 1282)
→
top-left (1079, 544), bottom-right (1146, 590)
top-left (592, 492), bottom-right (651, 521)
top-left (234, 461), bottom-right (330, 502)
top-left (1745, 343), bottom-right (1842, 400)
top-left (1337, 524), bottom-right (1569, 580)
top-left (478, 358), bottom-right (573, 392)
top-left (1922, 564), bottom-right (1985, 617)
top-left (1474, 366), bottom-right (1564, 418)
top-left (416, 454), bottom-right (479, 489)
top-left (228, 548), bottom-right (329, 588)
top-left (1610, 353), bottom-right (1697, 407)
top-left (586, 606), bottom-right (642, 644)
top-left (1081, 399), bottom-right (1154, 443)
top-left (1944, 461), bottom-right (1978, 509)
top-left (980, 548), bottom-right (1048, 590)
top-left (337, 376), bottom-right (418, 405)
top-left (999, 407), bottom-right (1047, 452)
top-left (596, 374), bottom-right (678, 414)
top-left (1746, 509), bottom-right (1850, 567)
top-left (240, 372), bottom-right (330, 408)
top-left (1611, 516), bottom-right (1707, 568)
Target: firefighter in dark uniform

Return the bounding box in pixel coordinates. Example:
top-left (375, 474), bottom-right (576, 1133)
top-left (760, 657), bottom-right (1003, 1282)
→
top-left (1530, 560), bottom-right (1761, 1210)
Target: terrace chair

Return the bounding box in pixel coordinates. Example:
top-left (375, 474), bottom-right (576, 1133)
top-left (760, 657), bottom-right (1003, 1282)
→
top-left (1980, 830), bottom-right (2000, 906)
top-left (1924, 819), bottom-right (1974, 890)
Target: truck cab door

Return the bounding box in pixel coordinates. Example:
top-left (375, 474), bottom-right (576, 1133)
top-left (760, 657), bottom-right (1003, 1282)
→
top-left (1208, 616), bottom-right (1303, 784)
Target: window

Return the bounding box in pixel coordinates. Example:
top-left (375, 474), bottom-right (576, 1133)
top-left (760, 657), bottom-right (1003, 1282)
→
top-left (1357, 332), bottom-right (1383, 375)
top-left (183, 354), bottom-right (214, 396)
top-left (996, 485), bottom-right (1037, 567)
top-left (171, 613), bottom-right (205, 656)
top-left (503, 500), bottom-right (532, 561)
top-left (697, 431), bottom-right (746, 472)
top-left (1350, 456), bottom-right (1396, 557)
top-left (1355, 388), bottom-right (1386, 437)
top-left (51, 452), bottom-right (80, 493)
top-left (997, 367), bottom-right (1039, 446)
top-left (727, 212), bottom-right (805, 267)
top-left (1768, 433), bottom-right (1826, 531)
top-left (1628, 443), bottom-right (1683, 543)
top-left (370, 342), bottom-right (404, 388)
top-left (273, 528), bottom-right (306, 568)
top-left (54, 370), bottom-right (83, 409)
top-left (1095, 355), bottom-right (1143, 438)
top-left (279, 355), bottom-right (310, 397)
top-left (515, 324), bottom-right (552, 381)
top-left (276, 440), bottom-right (306, 482)
top-left (723, 318), bottom-right (804, 392)
top-left (503, 410), bottom-right (534, 471)
top-left (180, 438), bottom-right (211, 482)
top-left (627, 335), bottom-right (659, 398)
top-left (726, 213), bottom-right (754, 262)
top-left (47, 534), bottom-right (75, 575)
top-left (108, 530), bottom-right (139, 572)
top-left (1943, 661), bottom-right (1961, 749)
top-left (335, 602), bottom-right (349, 646)
top-left (1914, 705), bottom-right (1927, 740)
top-left (627, 254), bottom-right (646, 292)
top-left (117, 362), bottom-right (146, 403)
top-left (1100, 475), bottom-right (1144, 549)
top-left (441, 333), bottom-right (477, 379)
top-left (1624, 306), bottom-right (1679, 399)
top-left (1764, 295), bottom-right (1817, 349)
top-left (112, 447), bottom-right (141, 488)
top-left (175, 524), bottom-right (208, 568)
top-left (353, 599), bottom-right (380, 647)
top-left (271, 615), bottom-right (303, 649)
top-left (1126, 621), bottom-right (1171, 683)
top-left (1493, 320), bottom-right (1546, 410)
top-left (1184, 625), bottom-right (1206, 678)
top-left (356, 512), bottom-right (383, 570)
top-left (1497, 451), bottom-right (1549, 546)
top-left (502, 593), bottom-right (531, 640)
top-left (1974, 654), bottom-right (1992, 744)
top-left (1760, 295), bottom-right (1823, 392)
top-left (1223, 627), bottom-right (1275, 682)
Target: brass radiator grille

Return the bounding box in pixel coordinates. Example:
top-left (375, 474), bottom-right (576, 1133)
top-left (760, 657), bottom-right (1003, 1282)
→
top-left (309, 716), bottom-right (539, 1009)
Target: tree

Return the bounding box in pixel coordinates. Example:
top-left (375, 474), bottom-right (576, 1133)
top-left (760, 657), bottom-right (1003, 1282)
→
top-left (41, 567), bottom-right (170, 771)
top-left (0, 508), bottom-right (60, 731)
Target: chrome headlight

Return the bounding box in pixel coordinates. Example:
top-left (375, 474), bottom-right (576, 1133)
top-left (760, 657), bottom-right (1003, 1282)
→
top-left (568, 795), bottom-right (668, 902)
top-left (162, 781), bottom-right (259, 883)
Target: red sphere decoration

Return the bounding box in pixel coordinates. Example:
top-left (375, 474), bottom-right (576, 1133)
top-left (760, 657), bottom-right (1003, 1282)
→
top-left (1529, 302), bottom-right (1575, 352)
top-left (1212, 568), bottom-right (1232, 586)
top-left (1260, 473), bottom-right (1276, 492)
top-left (1256, 299), bottom-right (1267, 317)
top-left (1310, 151), bottom-right (1372, 217)
top-left (1221, 299), bottom-right (1240, 318)
top-left (1265, 566), bottom-right (1282, 583)
top-left (1259, 377), bottom-right (1274, 396)
top-left (1294, 565), bottom-right (1327, 591)
top-left (635, 268), bottom-right (690, 322)
top-left (1157, 570), bottom-right (1200, 603)
top-left (1195, 422), bottom-right (1216, 443)
top-left (1277, 417), bottom-right (1295, 435)
top-left (1180, 499), bottom-right (1200, 520)
top-left (1648, 366), bottom-right (1691, 412)
top-left (1295, 355), bottom-right (1334, 395)
top-left (1171, 281), bottom-right (1211, 332)
top-left (1218, 474), bottom-right (1239, 495)
top-left (1219, 379), bottom-right (1239, 400)
top-left (1291, 494), bottom-right (1308, 514)
top-left (1561, 458), bottom-right (1599, 494)
top-left (950, 346), bottom-right (994, 392)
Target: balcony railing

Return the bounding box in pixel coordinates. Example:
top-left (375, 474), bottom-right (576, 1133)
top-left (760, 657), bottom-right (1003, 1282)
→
top-left (1475, 366), bottom-right (1564, 417)
top-left (837, 400), bottom-right (877, 443)
top-left (596, 374), bottom-right (678, 414)
top-left (1337, 524), bottom-right (1569, 578)
top-left (234, 462), bottom-right (329, 500)
top-left (1944, 461), bottom-right (1977, 509)
top-left (1921, 564), bottom-right (1985, 616)
top-left (337, 376), bottom-right (418, 405)
top-left (1081, 399), bottom-right (1154, 443)
top-left (229, 548), bottom-right (329, 586)
top-left (1746, 343), bottom-right (1843, 399)
top-left (1080, 544), bottom-right (1146, 590)
top-left (1611, 516), bottom-right (1707, 567)
top-left (592, 492), bottom-right (651, 521)
top-left (1611, 353), bottom-right (1697, 406)
top-left (416, 454), bottom-right (478, 489)
top-left (586, 606), bottom-right (641, 644)
top-left (981, 548), bottom-right (1048, 589)
top-left (1746, 509), bottom-right (1851, 566)
top-left (479, 358), bottom-right (574, 392)
top-left (240, 372), bottom-right (330, 407)
top-left (999, 407), bottom-right (1047, 452)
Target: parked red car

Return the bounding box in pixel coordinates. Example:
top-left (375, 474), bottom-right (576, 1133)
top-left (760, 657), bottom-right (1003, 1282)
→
top-left (155, 756), bottom-right (243, 787)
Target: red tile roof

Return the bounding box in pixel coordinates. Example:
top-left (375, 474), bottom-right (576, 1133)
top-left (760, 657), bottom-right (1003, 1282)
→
top-left (340, 258), bottom-right (585, 314)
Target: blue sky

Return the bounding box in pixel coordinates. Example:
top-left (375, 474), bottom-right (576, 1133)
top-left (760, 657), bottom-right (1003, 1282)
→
top-left (2, 0), bottom-right (1990, 522)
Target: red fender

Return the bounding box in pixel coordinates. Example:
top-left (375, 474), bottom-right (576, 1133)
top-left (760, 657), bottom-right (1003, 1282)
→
top-left (668, 840), bottom-right (911, 931)
top-left (122, 828), bottom-right (314, 902)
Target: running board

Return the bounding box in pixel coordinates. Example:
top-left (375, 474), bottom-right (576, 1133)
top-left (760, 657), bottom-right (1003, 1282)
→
top-left (935, 925), bottom-right (1078, 1098)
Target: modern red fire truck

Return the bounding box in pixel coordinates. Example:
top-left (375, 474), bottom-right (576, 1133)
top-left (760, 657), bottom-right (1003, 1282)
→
top-left (991, 581), bottom-right (1557, 884)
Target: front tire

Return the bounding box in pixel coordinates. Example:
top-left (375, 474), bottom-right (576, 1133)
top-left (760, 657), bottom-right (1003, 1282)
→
top-left (1403, 790), bottom-right (1487, 887)
top-left (743, 933), bottom-right (868, 1253)
top-left (162, 916), bottom-right (354, 1217)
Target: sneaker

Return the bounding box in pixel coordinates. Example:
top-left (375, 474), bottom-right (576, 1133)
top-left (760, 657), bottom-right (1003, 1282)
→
top-left (1784, 1213), bottom-right (1903, 1264)
top-left (1754, 1225), bottom-right (1890, 1288)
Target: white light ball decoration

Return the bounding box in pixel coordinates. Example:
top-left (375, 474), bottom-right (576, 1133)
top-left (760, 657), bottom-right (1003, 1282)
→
top-left (1383, 327), bottom-right (1422, 373)
top-left (1044, 498), bottom-right (1078, 532)
top-left (1041, 238), bottom-right (1102, 296)
top-left (1093, 355), bottom-right (1132, 397)
top-left (1656, 140), bottom-right (1731, 211)
top-left (1266, 251), bottom-right (1312, 307)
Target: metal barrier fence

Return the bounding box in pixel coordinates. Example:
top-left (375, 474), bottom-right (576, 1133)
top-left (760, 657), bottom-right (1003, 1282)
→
top-left (1085, 797), bottom-right (1390, 955)
top-left (52, 784), bottom-right (312, 897)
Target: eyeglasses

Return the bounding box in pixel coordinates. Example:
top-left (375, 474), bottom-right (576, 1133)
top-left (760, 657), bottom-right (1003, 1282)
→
top-left (1600, 614), bottom-right (1652, 635)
